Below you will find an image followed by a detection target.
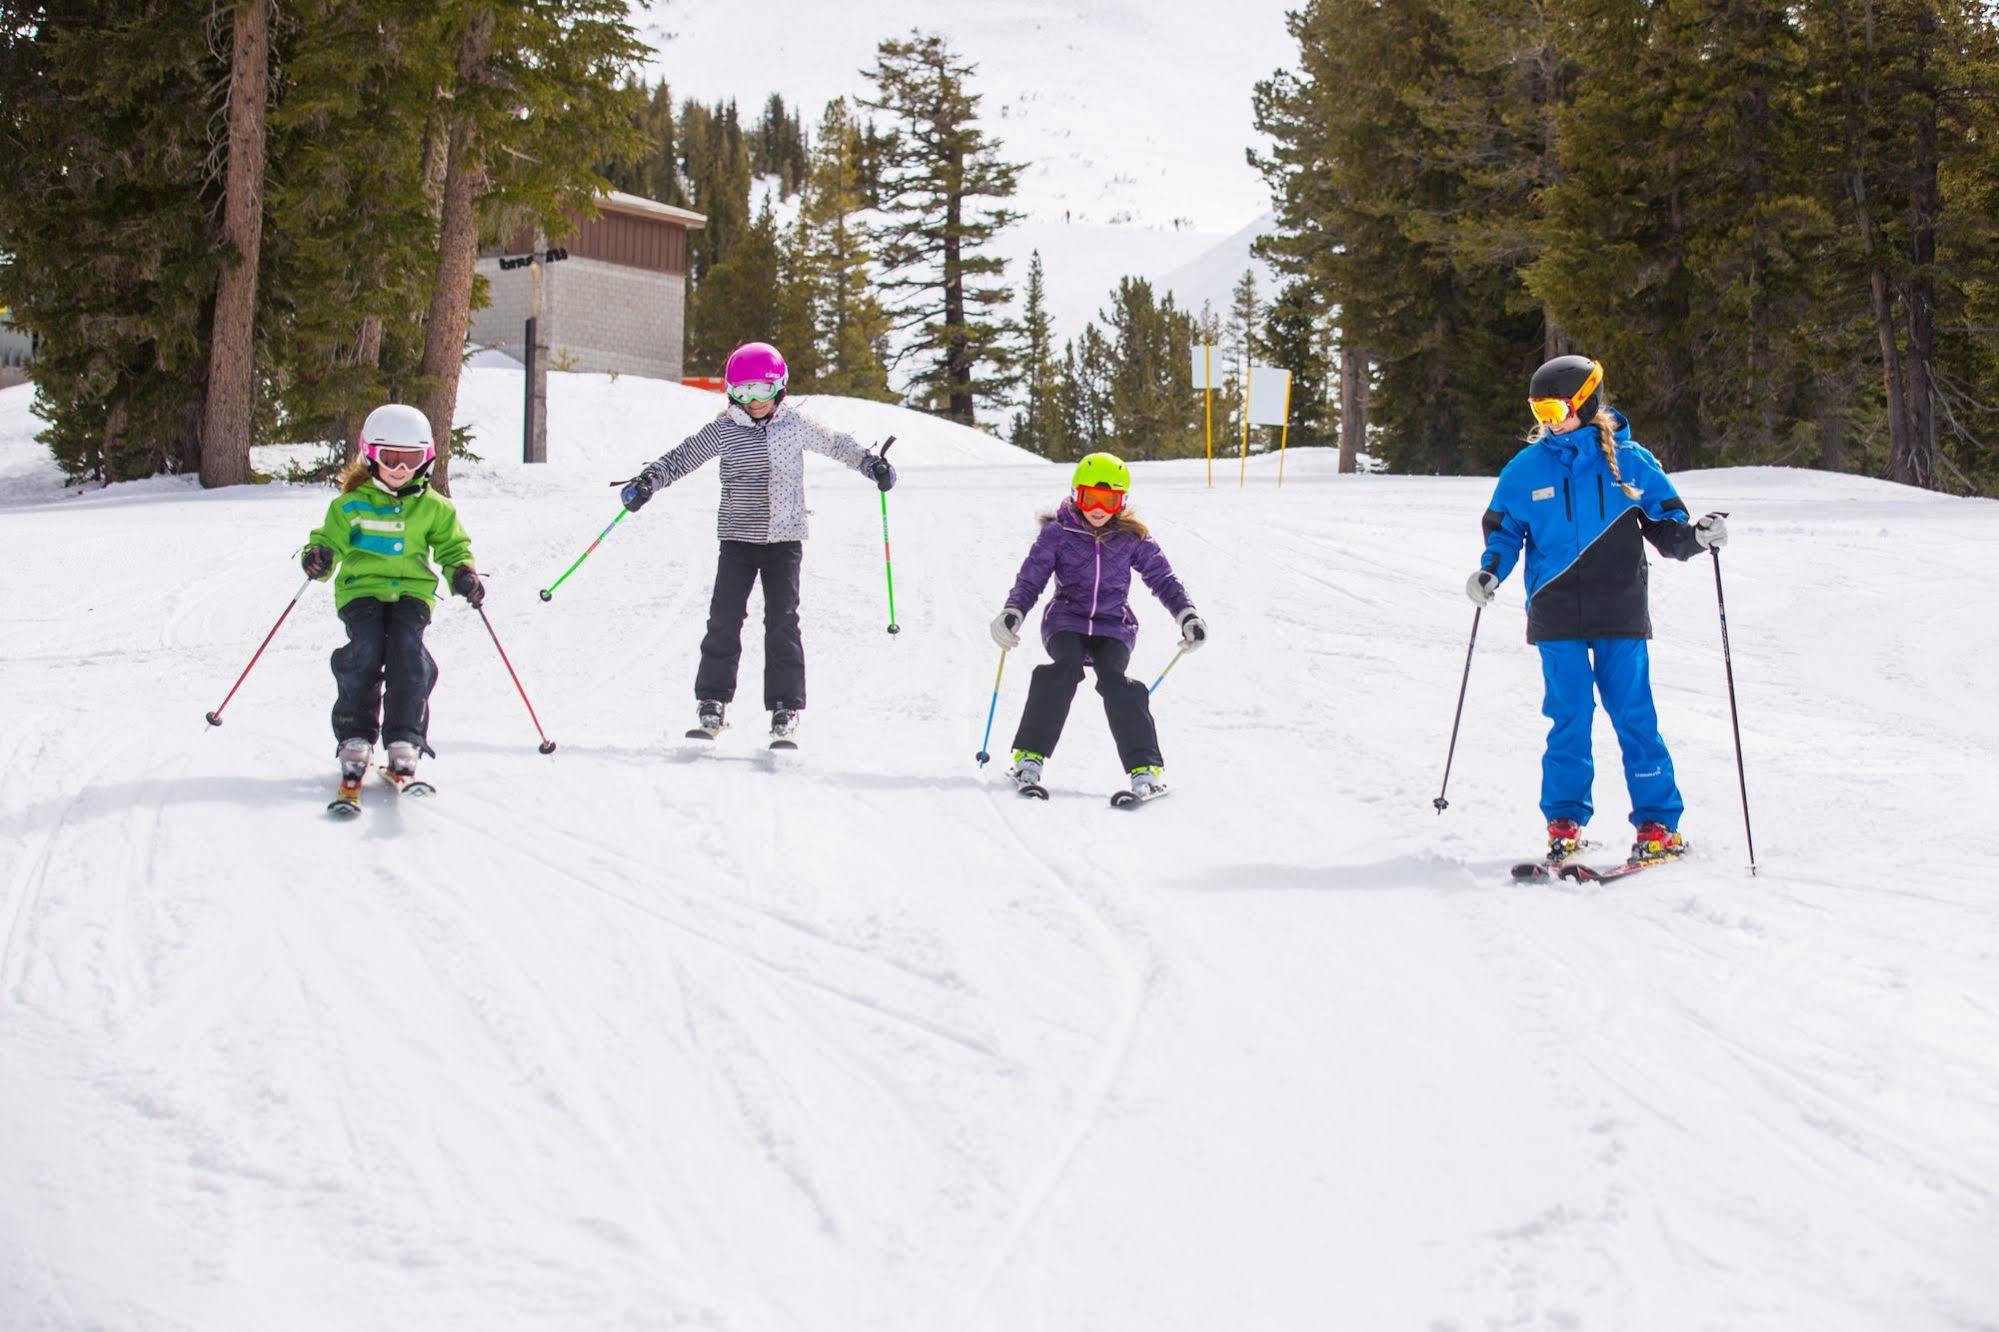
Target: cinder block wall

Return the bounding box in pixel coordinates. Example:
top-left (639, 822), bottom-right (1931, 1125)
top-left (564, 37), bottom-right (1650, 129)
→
top-left (466, 256), bottom-right (688, 381)
top-left (547, 260), bottom-right (686, 380)
top-left (468, 258), bottom-right (535, 361)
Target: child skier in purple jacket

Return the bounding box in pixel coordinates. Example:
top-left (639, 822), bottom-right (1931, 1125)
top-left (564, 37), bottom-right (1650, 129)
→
top-left (989, 453), bottom-right (1208, 800)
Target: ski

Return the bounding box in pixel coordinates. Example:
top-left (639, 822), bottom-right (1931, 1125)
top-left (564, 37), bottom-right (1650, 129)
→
top-left (377, 765), bottom-right (436, 798)
top-left (685, 726), bottom-right (722, 741)
top-left (1110, 785), bottom-right (1169, 809)
top-left (326, 777), bottom-right (363, 819)
top-left (768, 737), bottom-right (799, 751)
top-left (1015, 782), bottom-right (1049, 800)
top-left (1509, 840), bottom-right (1596, 881)
top-left (1557, 852), bottom-right (1684, 884)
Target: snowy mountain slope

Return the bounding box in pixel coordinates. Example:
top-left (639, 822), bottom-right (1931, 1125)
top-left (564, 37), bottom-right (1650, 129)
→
top-left (2, 372), bottom-right (1997, 1330)
top-left (636, 0), bottom-right (1292, 347)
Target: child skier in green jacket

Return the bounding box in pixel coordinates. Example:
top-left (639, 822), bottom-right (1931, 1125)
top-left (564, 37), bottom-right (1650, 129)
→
top-left (301, 404), bottom-right (481, 785)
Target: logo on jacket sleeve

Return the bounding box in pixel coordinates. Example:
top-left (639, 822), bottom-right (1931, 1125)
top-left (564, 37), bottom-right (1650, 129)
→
top-left (1532, 486), bottom-right (1555, 501)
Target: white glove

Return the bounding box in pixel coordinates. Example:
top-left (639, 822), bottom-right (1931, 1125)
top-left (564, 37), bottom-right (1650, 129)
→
top-left (1466, 570), bottom-right (1498, 606)
top-left (990, 607), bottom-right (1023, 650)
top-left (1694, 512), bottom-right (1728, 549)
top-left (1176, 607), bottom-right (1208, 652)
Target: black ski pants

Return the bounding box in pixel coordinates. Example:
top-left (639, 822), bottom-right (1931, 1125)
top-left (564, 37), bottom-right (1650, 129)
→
top-left (696, 540), bottom-right (805, 711)
top-left (331, 595), bottom-right (436, 748)
top-left (1011, 631), bottom-right (1162, 771)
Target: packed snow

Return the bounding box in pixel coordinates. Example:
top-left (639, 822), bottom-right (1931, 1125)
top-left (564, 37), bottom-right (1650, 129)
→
top-left (2, 370), bottom-right (1996, 1331)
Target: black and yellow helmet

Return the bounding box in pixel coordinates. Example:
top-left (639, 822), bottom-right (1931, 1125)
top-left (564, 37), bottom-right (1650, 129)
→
top-left (1528, 355), bottom-right (1604, 427)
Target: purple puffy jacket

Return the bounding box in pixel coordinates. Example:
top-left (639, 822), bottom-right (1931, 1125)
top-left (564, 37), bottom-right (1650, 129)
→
top-left (1005, 502), bottom-right (1194, 649)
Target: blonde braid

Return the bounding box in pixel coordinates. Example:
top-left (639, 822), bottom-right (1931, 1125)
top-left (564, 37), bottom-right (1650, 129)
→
top-left (1593, 410), bottom-right (1642, 499)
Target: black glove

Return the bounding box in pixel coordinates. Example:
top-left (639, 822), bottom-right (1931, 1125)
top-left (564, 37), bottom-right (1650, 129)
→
top-left (616, 472), bottom-right (657, 512)
top-left (862, 453), bottom-right (897, 492)
top-left (302, 545), bottom-right (333, 579)
top-left (450, 565), bottom-right (486, 608)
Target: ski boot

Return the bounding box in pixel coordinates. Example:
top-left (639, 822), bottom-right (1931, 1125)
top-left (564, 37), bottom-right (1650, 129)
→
top-left (1547, 817), bottom-right (1584, 865)
top-left (1010, 751), bottom-right (1049, 799)
top-left (1631, 821), bottom-right (1687, 864)
top-left (686, 699), bottom-right (726, 741)
top-left (337, 738), bottom-right (373, 782)
top-left (769, 708), bottom-right (800, 750)
top-left (1112, 764), bottom-right (1169, 808)
top-left (385, 740), bottom-right (420, 778)
top-left (329, 738), bottom-right (372, 818)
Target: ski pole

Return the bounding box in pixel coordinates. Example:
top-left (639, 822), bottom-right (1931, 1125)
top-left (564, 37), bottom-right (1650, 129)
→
top-left (1711, 544), bottom-right (1757, 875)
top-left (476, 605), bottom-right (558, 754)
top-left (974, 648), bottom-right (1008, 766)
top-left (1148, 646), bottom-right (1189, 695)
top-left (539, 507), bottom-right (630, 602)
top-left (1432, 606), bottom-right (1481, 813)
top-left (204, 577), bottom-right (312, 727)
top-left (876, 435), bottom-right (900, 635)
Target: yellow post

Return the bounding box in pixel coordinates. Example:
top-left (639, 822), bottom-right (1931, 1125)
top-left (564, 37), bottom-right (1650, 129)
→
top-left (1238, 363), bottom-right (1251, 489)
top-left (1276, 372), bottom-right (1294, 487)
top-left (1203, 344), bottom-right (1214, 488)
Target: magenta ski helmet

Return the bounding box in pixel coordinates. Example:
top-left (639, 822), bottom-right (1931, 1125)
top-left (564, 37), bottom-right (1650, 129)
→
top-left (723, 342), bottom-right (789, 407)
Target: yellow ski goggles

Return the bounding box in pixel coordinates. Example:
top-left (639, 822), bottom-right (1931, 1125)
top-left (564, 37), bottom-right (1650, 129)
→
top-left (1528, 361), bottom-right (1603, 427)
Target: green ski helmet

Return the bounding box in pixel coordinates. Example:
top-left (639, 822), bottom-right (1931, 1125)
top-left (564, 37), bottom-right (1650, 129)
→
top-left (1071, 452), bottom-right (1131, 513)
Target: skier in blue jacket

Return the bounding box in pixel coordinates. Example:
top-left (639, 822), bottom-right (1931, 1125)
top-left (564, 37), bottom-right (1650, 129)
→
top-left (1465, 355), bottom-right (1728, 866)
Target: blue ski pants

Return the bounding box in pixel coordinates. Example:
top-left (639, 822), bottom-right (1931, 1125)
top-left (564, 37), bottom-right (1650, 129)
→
top-left (1537, 638), bottom-right (1683, 829)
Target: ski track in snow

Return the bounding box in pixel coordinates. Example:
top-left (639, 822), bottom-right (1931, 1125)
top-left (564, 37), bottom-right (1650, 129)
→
top-left (3, 373), bottom-right (1998, 1331)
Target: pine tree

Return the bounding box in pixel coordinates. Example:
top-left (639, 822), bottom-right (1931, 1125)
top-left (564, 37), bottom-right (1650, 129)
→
top-left (1008, 252), bottom-right (1064, 456)
top-left (689, 198), bottom-right (783, 363)
top-left (0, 0), bottom-right (220, 482)
top-left (860, 31), bottom-right (1024, 425)
top-left (774, 211), bottom-right (821, 390)
top-left (1058, 327), bottom-right (1113, 457)
top-left (261, 0), bottom-right (451, 463)
top-left (1098, 277), bottom-right (1200, 461)
top-left (416, 0), bottom-right (646, 493)
top-left (800, 98), bottom-right (894, 400)
top-left (1259, 278), bottom-right (1335, 451)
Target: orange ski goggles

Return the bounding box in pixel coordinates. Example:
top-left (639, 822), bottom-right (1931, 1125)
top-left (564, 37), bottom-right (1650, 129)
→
top-left (1074, 483), bottom-right (1126, 514)
top-left (1528, 361), bottom-right (1603, 427)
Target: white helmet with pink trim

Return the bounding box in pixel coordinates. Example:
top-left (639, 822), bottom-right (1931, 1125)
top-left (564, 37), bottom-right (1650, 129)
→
top-left (358, 403), bottom-right (436, 487)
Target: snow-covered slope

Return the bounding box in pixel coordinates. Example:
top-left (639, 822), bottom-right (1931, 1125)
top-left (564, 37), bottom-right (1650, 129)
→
top-left (635, 0), bottom-right (1292, 347)
top-left (2, 372), bottom-right (1997, 1331)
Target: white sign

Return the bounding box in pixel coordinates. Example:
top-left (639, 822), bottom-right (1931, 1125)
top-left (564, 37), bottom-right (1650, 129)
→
top-left (1189, 344), bottom-right (1222, 390)
top-left (1245, 365), bottom-right (1293, 426)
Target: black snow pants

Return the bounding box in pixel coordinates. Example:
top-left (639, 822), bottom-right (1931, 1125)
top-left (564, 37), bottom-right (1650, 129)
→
top-left (695, 540), bottom-right (806, 711)
top-left (331, 595), bottom-right (437, 749)
top-left (1011, 631), bottom-right (1163, 771)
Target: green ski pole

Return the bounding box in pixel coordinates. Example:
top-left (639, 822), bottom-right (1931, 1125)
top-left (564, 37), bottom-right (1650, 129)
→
top-left (540, 507), bottom-right (629, 602)
top-left (875, 436), bottom-right (900, 634)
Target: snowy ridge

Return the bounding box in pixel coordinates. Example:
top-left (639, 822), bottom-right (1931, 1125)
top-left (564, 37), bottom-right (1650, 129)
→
top-left (2, 372), bottom-right (1997, 1330)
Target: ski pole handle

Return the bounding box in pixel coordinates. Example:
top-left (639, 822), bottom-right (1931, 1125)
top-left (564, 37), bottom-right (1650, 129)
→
top-left (204, 577), bottom-right (312, 727)
top-left (540, 507), bottom-right (630, 602)
top-left (975, 648), bottom-right (1007, 766)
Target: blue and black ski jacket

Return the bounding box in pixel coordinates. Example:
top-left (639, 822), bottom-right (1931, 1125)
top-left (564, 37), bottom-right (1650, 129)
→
top-left (1479, 410), bottom-right (1704, 643)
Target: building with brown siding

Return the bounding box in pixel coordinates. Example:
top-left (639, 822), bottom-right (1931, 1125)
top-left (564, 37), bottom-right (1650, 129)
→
top-left (470, 191), bottom-right (706, 381)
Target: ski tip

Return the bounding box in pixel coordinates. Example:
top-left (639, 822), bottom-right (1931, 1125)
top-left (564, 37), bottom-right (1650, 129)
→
top-left (1016, 784), bottom-right (1049, 800)
top-left (768, 739), bottom-right (799, 751)
top-left (326, 799), bottom-right (361, 819)
top-left (1509, 863), bottom-right (1552, 881)
top-left (684, 728), bottom-right (718, 741)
